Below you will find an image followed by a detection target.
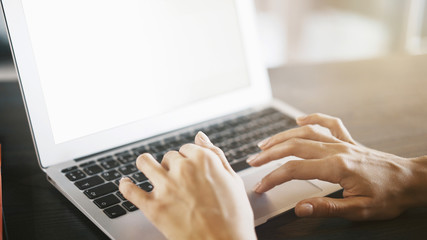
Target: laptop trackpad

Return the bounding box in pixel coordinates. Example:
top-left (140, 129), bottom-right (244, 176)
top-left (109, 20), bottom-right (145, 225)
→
top-left (242, 163), bottom-right (322, 225)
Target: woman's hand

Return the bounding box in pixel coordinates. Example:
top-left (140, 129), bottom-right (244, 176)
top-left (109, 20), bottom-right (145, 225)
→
top-left (247, 113), bottom-right (427, 221)
top-left (119, 132), bottom-right (256, 240)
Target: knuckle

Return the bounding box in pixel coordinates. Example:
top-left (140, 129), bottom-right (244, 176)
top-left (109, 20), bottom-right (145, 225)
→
top-left (324, 200), bottom-right (340, 217)
top-left (179, 143), bottom-right (192, 152)
top-left (335, 142), bottom-right (353, 154)
top-left (332, 117), bottom-right (343, 127)
top-left (312, 113), bottom-right (322, 118)
top-left (304, 125), bottom-right (317, 135)
top-left (287, 137), bottom-right (301, 146)
top-left (210, 147), bottom-right (226, 160)
top-left (331, 154), bottom-right (349, 170)
top-left (211, 146), bottom-right (224, 155)
top-left (192, 148), bottom-right (210, 161)
top-left (163, 151), bottom-right (177, 159)
top-left (284, 160), bottom-right (299, 175)
top-left (179, 159), bottom-right (198, 172)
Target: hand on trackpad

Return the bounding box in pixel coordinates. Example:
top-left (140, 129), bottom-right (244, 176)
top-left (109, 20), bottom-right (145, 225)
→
top-left (241, 163), bottom-right (322, 225)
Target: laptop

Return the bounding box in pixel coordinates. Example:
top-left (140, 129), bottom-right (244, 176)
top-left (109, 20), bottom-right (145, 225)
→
top-left (2, 0), bottom-right (341, 239)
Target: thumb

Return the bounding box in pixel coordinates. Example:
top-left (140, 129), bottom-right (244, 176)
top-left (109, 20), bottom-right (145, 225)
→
top-left (295, 196), bottom-right (372, 221)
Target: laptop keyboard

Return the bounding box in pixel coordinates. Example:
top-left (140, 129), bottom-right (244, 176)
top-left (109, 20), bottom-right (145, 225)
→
top-left (61, 108), bottom-right (297, 219)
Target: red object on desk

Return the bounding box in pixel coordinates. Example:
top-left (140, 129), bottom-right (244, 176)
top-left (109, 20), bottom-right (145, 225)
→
top-left (0, 144), bottom-right (2, 240)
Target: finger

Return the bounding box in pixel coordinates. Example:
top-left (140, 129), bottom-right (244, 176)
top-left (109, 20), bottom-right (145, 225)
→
top-left (257, 125), bottom-right (340, 150)
top-left (296, 113), bottom-right (355, 144)
top-left (253, 159), bottom-right (341, 193)
top-left (161, 151), bottom-right (185, 171)
top-left (194, 131), bottom-right (235, 174)
top-left (248, 138), bottom-right (332, 167)
top-left (119, 177), bottom-right (152, 212)
top-left (179, 143), bottom-right (222, 170)
top-left (136, 153), bottom-right (168, 186)
top-left (295, 196), bottom-right (373, 221)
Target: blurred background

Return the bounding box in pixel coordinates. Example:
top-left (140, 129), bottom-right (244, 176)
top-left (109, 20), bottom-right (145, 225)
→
top-left (1, 0), bottom-right (427, 79)
top-left (255, 0), bottom-right (427, 67)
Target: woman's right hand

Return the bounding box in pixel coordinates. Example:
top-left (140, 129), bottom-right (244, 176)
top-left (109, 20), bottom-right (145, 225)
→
top-left (247, 113), bottom-right (427, 220)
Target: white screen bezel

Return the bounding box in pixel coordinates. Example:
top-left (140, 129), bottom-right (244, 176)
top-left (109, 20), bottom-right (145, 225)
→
top-left (2, 0), bottom-right (272, 168)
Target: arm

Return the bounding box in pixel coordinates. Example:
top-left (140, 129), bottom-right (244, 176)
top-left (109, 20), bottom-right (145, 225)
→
top-left (119, 132), bottom-right (256, 240)
top-left (248, 113), bottom-right (427, 220)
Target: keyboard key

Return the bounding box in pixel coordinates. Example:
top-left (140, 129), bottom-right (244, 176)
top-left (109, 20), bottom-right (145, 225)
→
top-left (149, 141), bottom-right (167, 152)
top-left (65, 170), bottom-right (86, 181)
top-left (246, 146), bottom-right (260, 155)
top-left (225, 152), bottom-right (235, 162)
top-left (164, 141), bottom-right (181, 150)
top-left (233, 150), bottom-right (245, 160)
top-left (75, 175), bottom-right (104, 190)
top-left (84, 182), bottom-right (118, 199)
top-left (115, 151), bottom-right (135, 164)
top-left (83, 164), bottom-right (103, 175)
top-left (116, 191), bottom-right (126, 201)
top-left (122, 201), bottom-right (138, 212)
top-left (100, 159), bottom-right (120, 170)
top-left (61, 166), bottom-right (77, 173)
top-left (152, 152), bottom-right (166, 162)
top-left (131, 172), bottom-right (147, 182)
top-left (179, 133), bottom-right (193, 142)
top-left (118, 164), bottom-right (138, 175)
top-left (97, 156), bottom-right (114, 162)
top-left (260, 107), bottom-right (276, 115)
top-left (79, 161), bottom-right (95, 168)
top-left (115, 150), bottom-right (131, 157)
top-left (103, 205), bottom-right (126, 219)
top-left (231, 161), bottom-right (251, 172)
top-left (101, 170), bottom-right (122, 181)
top-left (164, 136), bottom-right (177, 143)
top-left (138, 181), bottom-right (154, 192)
top-left (131, 146), bottom-right (148, 155)
top-left (94, 194), bottom-right (120, 209)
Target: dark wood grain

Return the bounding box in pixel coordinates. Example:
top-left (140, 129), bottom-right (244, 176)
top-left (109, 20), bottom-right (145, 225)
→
top-left (1, 55), bottom-right (427, 239)
top-left (0, 82), bottom-right (109, 240)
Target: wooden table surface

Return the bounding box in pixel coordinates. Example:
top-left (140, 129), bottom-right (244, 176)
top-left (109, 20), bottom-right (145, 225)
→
top-left (1, 55), bottom-right (427, 239)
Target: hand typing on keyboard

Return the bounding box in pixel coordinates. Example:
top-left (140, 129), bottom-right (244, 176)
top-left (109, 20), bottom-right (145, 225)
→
top-left (248, 113), bottom-right (427, 221)
top-left (119, 132), bottom-right (256, 240)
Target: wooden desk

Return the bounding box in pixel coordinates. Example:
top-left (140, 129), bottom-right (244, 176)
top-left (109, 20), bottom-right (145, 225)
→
top-left (1, 55), bottom-right (427, 239)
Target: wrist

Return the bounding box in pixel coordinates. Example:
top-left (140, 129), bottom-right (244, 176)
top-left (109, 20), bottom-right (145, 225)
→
top-left (405, 156), bottom-right (427, 207)
top-left (193, 227), bottom-right (256, 240)
top-left (188, 214), bottom-right (256, 240)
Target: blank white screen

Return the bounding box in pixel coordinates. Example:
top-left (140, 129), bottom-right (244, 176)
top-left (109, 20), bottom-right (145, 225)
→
top-left (21, 0), bottom-right (250, 144)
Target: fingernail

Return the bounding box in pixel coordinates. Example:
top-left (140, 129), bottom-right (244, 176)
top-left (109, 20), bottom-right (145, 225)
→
top-left (296, 115), bottom-right (307, 122)
top-left (120, 177), bottom-right (131, 183)
top-left (257, 137), bottom-right (270, 149)
top-left (253, 182), bottom-right (262, 192)
top-left (297, 203), bottom-right (313, 217)
top-left (197, 131), bottom-right (212, 144)
top-left (246, 154), bottom-right (259, 164)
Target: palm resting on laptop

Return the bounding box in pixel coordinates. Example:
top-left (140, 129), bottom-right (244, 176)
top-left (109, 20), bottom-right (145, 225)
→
top-left (119, 113), bottom-right (427, 240)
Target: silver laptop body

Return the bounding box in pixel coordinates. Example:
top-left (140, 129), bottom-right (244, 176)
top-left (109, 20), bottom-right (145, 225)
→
top-left (2, 0), bottom-right (340, 239)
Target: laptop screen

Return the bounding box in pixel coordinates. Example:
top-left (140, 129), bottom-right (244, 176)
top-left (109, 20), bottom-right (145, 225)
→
top-left (21, 0), bottom-right (250, 144)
